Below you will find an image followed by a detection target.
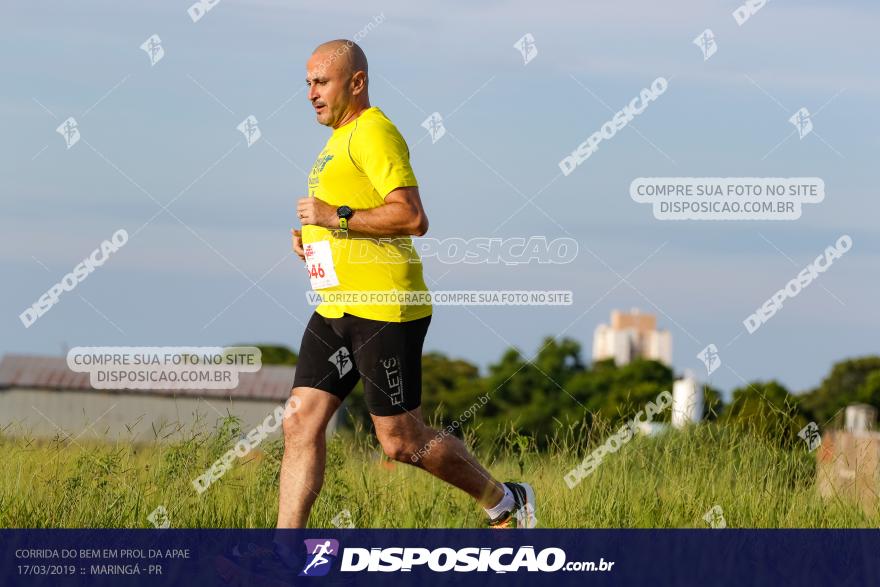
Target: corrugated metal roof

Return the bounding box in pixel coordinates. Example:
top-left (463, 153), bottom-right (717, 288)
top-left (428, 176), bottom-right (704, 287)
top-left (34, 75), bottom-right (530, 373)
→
top-left (0, 354), bottom-right (295, 401)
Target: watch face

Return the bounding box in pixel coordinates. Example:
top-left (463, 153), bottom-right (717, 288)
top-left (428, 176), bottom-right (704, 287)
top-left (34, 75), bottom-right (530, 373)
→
top-left (337, 205), bottom-right (353, 219)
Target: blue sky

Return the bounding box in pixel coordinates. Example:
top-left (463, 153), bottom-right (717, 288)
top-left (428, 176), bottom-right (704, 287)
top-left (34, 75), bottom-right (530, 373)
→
top-left (2, 0), bottom-right (878, 398)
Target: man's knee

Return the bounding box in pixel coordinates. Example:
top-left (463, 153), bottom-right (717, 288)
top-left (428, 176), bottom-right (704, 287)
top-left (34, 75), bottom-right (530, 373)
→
top-left (281, 389), bottom-right (333, 446)
top-left (281, 409), bottom-right (311, 443)
top-left (379, 433), bottom-right (424, 463)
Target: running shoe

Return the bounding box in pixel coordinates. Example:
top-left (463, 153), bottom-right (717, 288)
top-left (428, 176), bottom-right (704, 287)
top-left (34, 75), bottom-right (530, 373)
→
top-left (488, 482), bottom-right (538, 528)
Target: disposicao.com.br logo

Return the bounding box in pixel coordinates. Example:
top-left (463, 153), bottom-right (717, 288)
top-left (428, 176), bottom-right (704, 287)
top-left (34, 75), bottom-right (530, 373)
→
top-left (300, 539), bottom-right (614, 575)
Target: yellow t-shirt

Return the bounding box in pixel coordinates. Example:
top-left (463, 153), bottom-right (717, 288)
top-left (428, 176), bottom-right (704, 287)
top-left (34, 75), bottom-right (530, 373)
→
top-left (303, 107), bottom-right (432, 323)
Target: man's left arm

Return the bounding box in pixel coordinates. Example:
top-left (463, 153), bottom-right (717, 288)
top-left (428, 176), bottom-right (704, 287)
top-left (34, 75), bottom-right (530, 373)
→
top-left (296, 187), bottom-right (429, 237)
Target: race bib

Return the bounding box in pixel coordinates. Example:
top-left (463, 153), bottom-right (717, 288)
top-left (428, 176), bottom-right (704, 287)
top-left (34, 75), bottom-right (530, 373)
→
top-left (304, 240), bottom-right (339, 290)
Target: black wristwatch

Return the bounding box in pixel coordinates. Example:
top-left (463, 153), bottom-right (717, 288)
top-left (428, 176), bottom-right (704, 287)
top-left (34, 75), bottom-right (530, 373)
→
top-left (336, 205), bottom-right (354, 229)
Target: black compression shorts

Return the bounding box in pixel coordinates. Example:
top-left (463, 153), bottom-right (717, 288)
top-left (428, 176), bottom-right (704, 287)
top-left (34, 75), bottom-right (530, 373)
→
top-left (292, 311), bottom-right (432, 416)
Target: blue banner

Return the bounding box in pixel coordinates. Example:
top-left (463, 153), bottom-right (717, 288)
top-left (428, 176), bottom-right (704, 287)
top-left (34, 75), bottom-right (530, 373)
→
top-left (1, 529), bottom-right (877, 586)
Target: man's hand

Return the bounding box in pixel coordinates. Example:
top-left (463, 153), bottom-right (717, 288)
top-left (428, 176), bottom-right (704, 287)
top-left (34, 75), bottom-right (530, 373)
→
top-left (297, 196), bottom-right (337, 228)
top-left (291, 228), bottom-right (305, 261)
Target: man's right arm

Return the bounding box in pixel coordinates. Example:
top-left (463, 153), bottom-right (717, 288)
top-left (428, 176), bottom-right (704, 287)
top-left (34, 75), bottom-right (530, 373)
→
top-left (344, 186), bottom-right (428, 237)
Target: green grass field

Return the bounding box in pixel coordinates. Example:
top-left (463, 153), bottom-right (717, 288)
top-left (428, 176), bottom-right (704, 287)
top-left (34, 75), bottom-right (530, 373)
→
top-left (1, 416), bottom-right (875, 528)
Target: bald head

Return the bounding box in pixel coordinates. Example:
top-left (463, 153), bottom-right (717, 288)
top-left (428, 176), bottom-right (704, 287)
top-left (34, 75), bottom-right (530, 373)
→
top-left (306, 39), bottom-right (371, 128)
top-left (312, 39), bottom-right (368, 78)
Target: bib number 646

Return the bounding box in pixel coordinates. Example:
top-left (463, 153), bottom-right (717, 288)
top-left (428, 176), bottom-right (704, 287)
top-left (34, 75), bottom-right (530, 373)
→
top-left (304, 239), bottom-right (339, 289)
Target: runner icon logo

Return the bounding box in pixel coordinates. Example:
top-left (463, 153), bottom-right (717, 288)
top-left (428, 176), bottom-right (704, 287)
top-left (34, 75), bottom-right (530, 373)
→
top-left (696, 344), bottom-right (721, 376)
top-left (329, 347), bottom-right (353, 378)
top-left (140, 34), bottom-right (165, 66)
top-left (237, 115), bottom-right (261, 147)
top-left (300, 539), bottom-right (339, 577)
top-left (513, 33), bottom-right (538, 65)
top-left (56, 117), bottom-right (80, 149)
top-left (421, 112), bottom-right (446, 144)
top-left (693, 29), bottom-right (717, 61)
top-left (789, 107), bottom-right (813, 139)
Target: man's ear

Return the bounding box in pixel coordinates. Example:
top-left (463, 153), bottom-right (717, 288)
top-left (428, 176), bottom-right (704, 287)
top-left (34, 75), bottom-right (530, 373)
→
top-left (350, 71), bottom-right (367, 96)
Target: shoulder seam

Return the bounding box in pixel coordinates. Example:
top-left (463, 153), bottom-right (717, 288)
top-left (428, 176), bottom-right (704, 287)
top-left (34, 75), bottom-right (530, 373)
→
top-left (347, 119), bottom-right (364, 174)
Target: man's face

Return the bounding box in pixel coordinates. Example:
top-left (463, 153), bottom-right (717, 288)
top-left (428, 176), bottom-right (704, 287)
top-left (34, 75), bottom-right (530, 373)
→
top-left (306, 50), bottom-right (352, 128)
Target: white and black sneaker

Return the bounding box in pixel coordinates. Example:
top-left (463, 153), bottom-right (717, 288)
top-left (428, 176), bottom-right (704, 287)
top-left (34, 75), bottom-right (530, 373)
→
top-left (488, 482), bottom-right (538, 528)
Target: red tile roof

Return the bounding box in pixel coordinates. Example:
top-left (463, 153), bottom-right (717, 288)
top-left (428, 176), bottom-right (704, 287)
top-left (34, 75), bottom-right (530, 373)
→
top-left (0, 354), bottom-right (295, 401)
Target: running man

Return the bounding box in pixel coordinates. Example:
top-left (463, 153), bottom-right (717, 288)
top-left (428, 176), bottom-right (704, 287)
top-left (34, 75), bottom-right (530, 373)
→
top-left (277, 39), bottom-right (536, 529)
top-left (301, 541), bottom-right (334, 575)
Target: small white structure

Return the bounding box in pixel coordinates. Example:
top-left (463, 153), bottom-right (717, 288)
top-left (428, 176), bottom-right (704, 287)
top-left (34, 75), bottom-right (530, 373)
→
top-left (845, 404), bottom-right (877, 433)
top-left (593, 308), bottom-right (672, 367)
top-left (671, 373), bottom-right (703, 429)
top-left (636, 421), bottom-right (669, 437)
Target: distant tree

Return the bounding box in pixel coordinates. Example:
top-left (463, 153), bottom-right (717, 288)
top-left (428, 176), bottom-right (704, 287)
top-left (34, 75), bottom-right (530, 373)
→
top-left (857, 371), bottom-right (880, 408)
top-left (800, 356), bottom-right (880, 423)
top-left (245, 344), bottom-right (298, 366)
top-left (721, 380), bottom-right (806, 446)
top-left (531, 337), bottom-right (585, 384)
top-left (615, 359), bottom-right (673, 391)
top-left (565, 359), bottom-right (673, 423)
top-left (476, 344), bottom-right (682, 445)
top-left (479, 338), bottom-right (586, 447)
top-left (420, 352), bottom-right (482, 423)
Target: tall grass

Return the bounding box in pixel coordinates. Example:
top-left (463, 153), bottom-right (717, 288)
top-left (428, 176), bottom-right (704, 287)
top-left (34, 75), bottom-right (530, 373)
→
top-left (0, 414), bottom-right (875, 528)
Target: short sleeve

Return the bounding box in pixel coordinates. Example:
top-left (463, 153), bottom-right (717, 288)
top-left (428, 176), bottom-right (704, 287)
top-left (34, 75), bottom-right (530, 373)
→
top-left (349, 119), bottom-right (418, 197)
